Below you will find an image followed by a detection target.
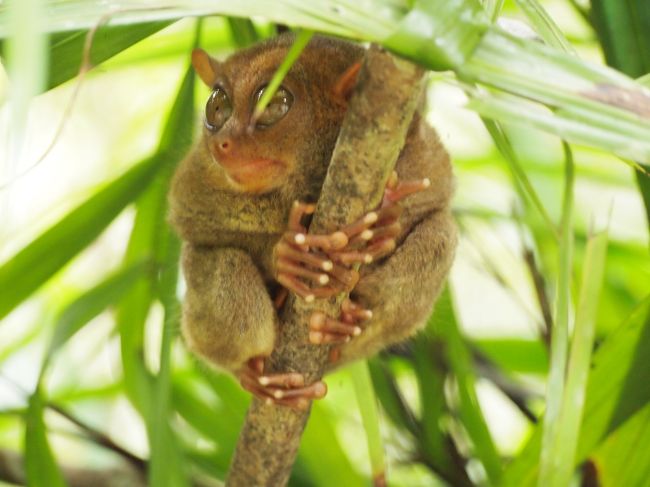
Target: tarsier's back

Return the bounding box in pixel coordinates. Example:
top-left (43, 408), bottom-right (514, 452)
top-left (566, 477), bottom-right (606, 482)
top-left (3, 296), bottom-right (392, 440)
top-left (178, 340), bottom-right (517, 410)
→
top-left (169, 33), bottom-right (456, 406)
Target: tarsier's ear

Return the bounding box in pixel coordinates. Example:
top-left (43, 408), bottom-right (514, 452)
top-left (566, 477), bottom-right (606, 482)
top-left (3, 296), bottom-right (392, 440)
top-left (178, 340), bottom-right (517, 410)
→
top-left (192, 48), bottom-right (221, 87)
top-left (332, 61), bottom-right (362, 103)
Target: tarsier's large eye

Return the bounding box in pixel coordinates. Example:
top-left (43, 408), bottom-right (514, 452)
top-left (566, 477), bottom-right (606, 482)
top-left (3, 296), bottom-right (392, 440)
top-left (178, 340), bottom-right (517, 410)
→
top-left (205, 86), bottom-right (232, 132)
top-left (254, 85), bottom-right (294, 128)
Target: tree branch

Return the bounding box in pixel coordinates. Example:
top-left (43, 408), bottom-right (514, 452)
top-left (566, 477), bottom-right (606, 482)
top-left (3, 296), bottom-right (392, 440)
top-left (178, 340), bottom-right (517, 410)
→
top-left (226, 45), bottom-right (424, 486)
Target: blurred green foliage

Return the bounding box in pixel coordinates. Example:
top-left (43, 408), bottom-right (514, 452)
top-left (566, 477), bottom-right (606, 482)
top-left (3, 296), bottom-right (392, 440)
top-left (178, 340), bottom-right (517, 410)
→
top-left (0, 1), bottom-right (648, 486)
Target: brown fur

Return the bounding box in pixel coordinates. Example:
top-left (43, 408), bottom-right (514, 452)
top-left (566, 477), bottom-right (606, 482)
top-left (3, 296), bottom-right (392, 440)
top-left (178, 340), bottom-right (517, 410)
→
top-left (169, 34), bottom-right (456, 374)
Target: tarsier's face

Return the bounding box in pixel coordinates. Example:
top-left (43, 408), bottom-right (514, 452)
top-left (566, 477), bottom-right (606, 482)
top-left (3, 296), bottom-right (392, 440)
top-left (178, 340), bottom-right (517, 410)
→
top-left (192, 46), bottom-right (312, 194)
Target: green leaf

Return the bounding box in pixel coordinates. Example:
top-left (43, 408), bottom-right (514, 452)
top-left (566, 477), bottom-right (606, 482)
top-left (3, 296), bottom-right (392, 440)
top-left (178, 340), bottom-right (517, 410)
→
top-left (173, 374), bottom-right (247, 476)
top-left (591, 0), bottom-right (650, 78)
top-left (110, 41), bottom-right (196, 487)
top-left (297, 402), bottom-right (366, 487)
top-left (593, 403), bottom-right (650, 487)
top-left (2, 0), bottom-right (48, 176)
top-left (501, 296), bottom-right (650, 486)
top-left (46, 21), bottom-right (172, 90)
top-left (254, 29), bottom-right (313, 118)
top-left (24, 389), bottom-right (67, 487)
top-left (482, 119), bottom-right (558, 238)
top-left (589, 0), bottom-right (650, 240)
top-left (9, 1), bottom-right (650, 163)
top-left (116, 51), bottom-right (196, 418)
top-left (0, 154), bottom-right (160, 321)
top-left (538, 144), bottom-right (574, 487)
top-left (227, 17), bottom-right (261, 47)
top-left (41, 260), bottom-right (148, 375)
top-left (349, 360), bottom-right (385, 481)
top-left (472, 339), bottom-right (548, 375)
top-left (368, 358), bottom-right (419, 436)
top-left (513, 0), bottom-right (576, 54)
top-left (429, 287), bottom-right (502, 484)
top-left (384, 0), bottom-right (488, 71)
top-left (546, 230), bottom-right (608, 486)
top-left (413, 334), bottom-right (473, 487)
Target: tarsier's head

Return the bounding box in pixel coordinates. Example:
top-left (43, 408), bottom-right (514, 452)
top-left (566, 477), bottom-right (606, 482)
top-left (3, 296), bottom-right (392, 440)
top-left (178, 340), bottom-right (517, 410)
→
top-left (191, 34), bottom-right (364, 195)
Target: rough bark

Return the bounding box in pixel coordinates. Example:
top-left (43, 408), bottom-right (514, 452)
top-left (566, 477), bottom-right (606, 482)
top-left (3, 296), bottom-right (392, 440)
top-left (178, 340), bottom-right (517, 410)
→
top-left (226, 45), bottom-right (425, 486)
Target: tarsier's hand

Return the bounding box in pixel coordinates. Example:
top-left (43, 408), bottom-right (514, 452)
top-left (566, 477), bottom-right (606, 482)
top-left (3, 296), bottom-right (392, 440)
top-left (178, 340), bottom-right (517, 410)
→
top-left (272, 201), bottom-right (360, 302)
top-left (326, 172), bottom-right (431, 266)
top-left (239, 356), bottom-right (327, 410)
top-left (316, 173), bottom-right (430, 363)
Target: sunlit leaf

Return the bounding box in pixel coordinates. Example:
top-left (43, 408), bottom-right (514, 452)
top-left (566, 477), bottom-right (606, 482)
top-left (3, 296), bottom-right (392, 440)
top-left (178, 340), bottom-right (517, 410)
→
top-left (538, 145), bottom-right (574, 486)
top-left (42, 260), bottom-right (148, 374)
top-left (513, 0), bottom-right (575, 54)
top-left (0, 154), bottom-right (160, 321)
top-left (46, 21), bottom-right (172, 90)
top-left (547, 230), bottom-right (608, 486)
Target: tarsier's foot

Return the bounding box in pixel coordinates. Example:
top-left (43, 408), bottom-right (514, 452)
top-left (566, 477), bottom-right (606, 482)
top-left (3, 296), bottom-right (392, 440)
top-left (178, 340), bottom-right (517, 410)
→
top-left (328, 172), bottom-right (430, 266)
top-left (274, 201), bottom-right (359, 302)
top-left (309, 298), bottom-right (372, 345)
top-left (239, 357), bottom-right (327, 410)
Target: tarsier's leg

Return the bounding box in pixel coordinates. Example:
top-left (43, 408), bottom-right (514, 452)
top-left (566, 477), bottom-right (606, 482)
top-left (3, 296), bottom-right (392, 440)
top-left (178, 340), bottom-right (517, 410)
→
top-left (181, 245), bottom-right (325, 410)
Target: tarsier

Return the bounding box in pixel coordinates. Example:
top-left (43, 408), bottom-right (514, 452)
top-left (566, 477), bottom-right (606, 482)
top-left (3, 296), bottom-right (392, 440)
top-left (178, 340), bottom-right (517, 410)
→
top-left (169, 34), bottom-right (456, 409)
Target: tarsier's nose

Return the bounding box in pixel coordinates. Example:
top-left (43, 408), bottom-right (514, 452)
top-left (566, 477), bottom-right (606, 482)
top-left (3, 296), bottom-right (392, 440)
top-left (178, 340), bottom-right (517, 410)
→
top-left (213, 137), bottom-right (233, 157)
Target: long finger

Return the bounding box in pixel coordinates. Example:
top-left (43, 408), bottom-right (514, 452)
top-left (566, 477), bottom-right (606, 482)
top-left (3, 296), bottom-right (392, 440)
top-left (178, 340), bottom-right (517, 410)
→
top-left (294, 231), bottom-right (348, 251)
top-left (329, 250), bottom-right (374, 266)
top-left (278, 273), bottom-right (342, 301)
top-left (277, 273), bottom-right (317, 302)
top-left (366, 221), bottom-right (401, 242)
top-left (339, 212), bottom-right (379, 240)
top-left (366, 238), bottom-right (397, 261)
top-left (258, 372), bottom-right (306, 388)
top-left (276, 241), bottom-right (334, 272)
top-left (270, 381), bottom-right (327, 400)
top-left (287, 200), bottom-right (315, 232)
top-left (276, 258), bottom-right (331, 286)
top-left (341, 299), bottom-right (373, 322)
top-left (310, 312), bottom-right (362, 336)
top-left (309, 331), bottom-right (354, 344)
top-left (266, 396), bottom-right (311, 410)
top-left (384, 177), bottom-right (430, 204)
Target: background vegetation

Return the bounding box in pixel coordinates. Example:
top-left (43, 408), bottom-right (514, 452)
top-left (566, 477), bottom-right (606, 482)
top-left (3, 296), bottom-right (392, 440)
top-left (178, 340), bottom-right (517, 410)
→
top-left (0, 0), bottom-right (648, 486)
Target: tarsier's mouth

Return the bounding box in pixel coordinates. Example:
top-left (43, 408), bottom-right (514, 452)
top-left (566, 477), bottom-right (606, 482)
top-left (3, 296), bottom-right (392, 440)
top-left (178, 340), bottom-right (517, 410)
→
top-left (217, 157), bottom-right (286, 193)
top-left (227, 158), bottom-right (284, 182)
